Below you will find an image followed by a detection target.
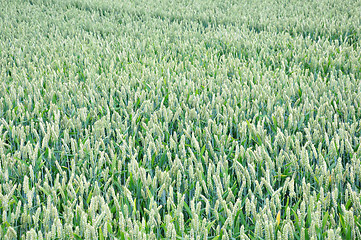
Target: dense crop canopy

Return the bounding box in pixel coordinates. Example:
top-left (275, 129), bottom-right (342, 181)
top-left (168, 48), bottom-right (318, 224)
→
top-left (0, 0), bottom-right (361, 239)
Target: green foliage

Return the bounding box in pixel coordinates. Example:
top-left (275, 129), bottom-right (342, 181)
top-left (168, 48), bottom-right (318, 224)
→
top-left (0, 0), bottom-right (360, 239)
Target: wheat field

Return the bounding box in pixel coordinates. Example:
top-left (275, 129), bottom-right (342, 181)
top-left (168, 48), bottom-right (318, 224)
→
top-left (1, 0), bottom-right (361, 239)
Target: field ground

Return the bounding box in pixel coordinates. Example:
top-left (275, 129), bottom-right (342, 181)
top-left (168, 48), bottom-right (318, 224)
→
top-left (1, 0), bottom-right (361, 239)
